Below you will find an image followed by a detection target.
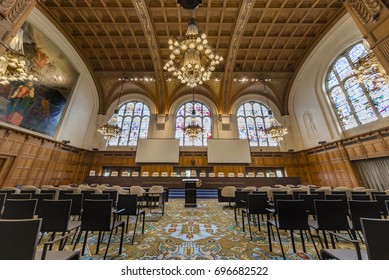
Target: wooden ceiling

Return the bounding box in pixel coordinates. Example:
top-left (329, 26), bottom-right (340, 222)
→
top-left (38, 0), bottom-right (345, 115)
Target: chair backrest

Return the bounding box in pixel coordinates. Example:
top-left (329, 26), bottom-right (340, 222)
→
top-left (246, 172), bottom-right (255, 177)
top-left (241, 186), bottom-right (256, 193)
top-left (161, 172), bottom-right (168, 177)
top-left (221, 186), bottom-right (236, 197)
top-left (247, 193), bottom-right (268, 214)
top-left (208, 172), bottom-right (215, 177)
top-left (273, 194), bottom-right (293, 212)
top-left (0, 218), bottom-right (41, 260)
top-left (217, 172), bottom-right (225, 177)
top-left (8, 193), bottom-right (32, 200)
top-left (20, 190), bottom-right (38, 195)
top-left (234, 191), bottom-right (249, 208)
top-left (32, 193), bottom-right (54, 215)
top-left (132, 171), bottom-right (139, 177)
top-left (58, 190), bottom-right (74, 199)
top-left (349, 200), bottom-right (381, 231)
top-left (152, 172), bottom-right (159, 177)
top-left (102, 190), bottom-right (118, 202)
top-left (130, 186), bottom-right (146, 197)
top-left (351, 194), bottom-right (370, 201)
top-left (142, 171), bottom-right (149, 177)
top-left (291, 191), bottom-right (308, 200)
top-left (277, 200), bottom-right (308, 230)
top-left (81, 199), bottom-right (113, 231)
top-left (257, 172), bottom-right (265, 177)
top-left (314, 199), bottom-right (350, 230)
top-left (117, 194), bottom-right (138, 215)
top-left (2, 199), bottom-right (37, 219)
top-left (62, 193), bottom-right (83, 216)
top-left (299, 193), bottom-right (323, 214)
top-left (81, 190), bottom-right (98, 201)
top-left (39, 199), bottom-right (72, 232)
top-left (237, 173), bottom-right (244, 177)
top-left (371, 191), bottom-right (386, 200)
top-left (374, 195), bottom-right (389, 216)
top-left (0, 193), bottom-right (6, 211)
top-left (227, 173), bottom-right (235, 177)
top-left (148, 185), bottom-right (164, 193)
top-left (170, 172), bottom-right (178, 177)
top-left (361, 218), bottom-right (389, 260)
top-left (199, 172), bottom-right (206, 177)
top-left (88, 193), bottom-right (110, 200)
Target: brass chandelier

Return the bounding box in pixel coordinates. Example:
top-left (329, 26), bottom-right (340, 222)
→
top-left (261, 74), bottom-right (287, 142)
top-left (98, 74), bottom-right (128, 140)
top-left (163, 18), bottom-right (223, 88)
top-left (183, 88), bottom-right (203, 140)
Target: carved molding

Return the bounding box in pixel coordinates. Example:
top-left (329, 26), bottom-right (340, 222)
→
top-left (347, 0), bottom-right (382, 23)
top-left (0, 0), bottom-right (34, 23)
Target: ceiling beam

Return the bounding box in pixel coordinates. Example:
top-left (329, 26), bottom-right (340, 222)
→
top-left (132, 0), bottom-right (166, 113)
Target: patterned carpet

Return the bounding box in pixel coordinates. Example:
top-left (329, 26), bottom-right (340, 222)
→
top-left (49, 199), bottom-right (358, 260)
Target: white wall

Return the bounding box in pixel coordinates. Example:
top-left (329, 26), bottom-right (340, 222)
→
top-left (27, 9), bottom-right (99, 149)
top-left (289, 14), bottom-right (363, 150)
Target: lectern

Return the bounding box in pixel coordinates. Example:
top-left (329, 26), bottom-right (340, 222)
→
top-left (182, 178), bottom-right (199, 207)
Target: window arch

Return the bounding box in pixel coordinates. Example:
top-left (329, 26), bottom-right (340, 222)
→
top-left (237, 101), bottom-right (278, 147)
top-left (175, 101), bottom-right (212, 146)
top-left (325, 42), bottom-right (389, 130)
top-left (107, 101), bottom-right (150, 146)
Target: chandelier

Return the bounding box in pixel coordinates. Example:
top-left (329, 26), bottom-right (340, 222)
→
top-left (352, 51), bottom-right (388, 90)
top-left (260, 74), bottom-right (287, 142)
top-left (183, 89), bottom-right (203, 140)
top-left (98, 74), bottom-right (128, 140)
top-left (163, 18), bottom-right (223, 88)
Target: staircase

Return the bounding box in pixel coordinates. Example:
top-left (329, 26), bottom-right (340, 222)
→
top-left (168, 188), bottom-right (218, 199)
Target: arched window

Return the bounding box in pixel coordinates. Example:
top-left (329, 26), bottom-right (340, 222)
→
top-left (237, 101), bottom-right (278, 147)
top-left (325, 42), bottom-right (389, 130)
top-left (175, 101), bottom-right (212, 146)
top-left (107, 101), bottom-right (150, 146)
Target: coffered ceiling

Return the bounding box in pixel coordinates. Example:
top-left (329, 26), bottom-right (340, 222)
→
top-left (37, 0), bottom-right (346, 115)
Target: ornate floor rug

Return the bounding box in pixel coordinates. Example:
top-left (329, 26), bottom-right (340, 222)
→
top-left (47, 199), bottom-right (358, 260)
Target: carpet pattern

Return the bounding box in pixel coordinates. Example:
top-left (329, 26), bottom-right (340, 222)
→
top-left (43, 199), bottom-right (359, 260)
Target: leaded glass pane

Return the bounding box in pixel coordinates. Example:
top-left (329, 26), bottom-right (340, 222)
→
top-left (349, 43), bottom-right (367, 63)
top-left (327, 71), bottom-right (338, 89)
top-left (107, 101), bottom-right (150, 147)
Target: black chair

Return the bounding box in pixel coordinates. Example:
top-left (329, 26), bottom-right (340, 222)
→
top-left (351, 194), bottom-right (370, 201)
top-left (32, 193), bottom-right (54, 215)
top-left (73, 199), bottom-right (125, 259)
top-left (103, 190), bottom-right (118, 204)
top-left (371, 191), bottom-right (386, 200)
top-left (267, 200), bottom-right (319, 259)
top-left (88, 193), bottom-right (110, 200)
top-left (39, 199), bottom-right (81, 249)
top-left (321, 218), bottom-right (389, 260)
top-left (374, 195), bottom-right (389, 216)
top-left (348, 200), bottom-right (381, 239)
top-left (0, 190), bottom-right (17, 198)
top-left (40, 189), bottom-right (58, 198)
top-left (62, 193), bottom-right (83, 218)
top-left (242, 193), bottom-right (269, 240)
top-left (234, 191), bottom-right (249, 225)
top-left (20, 190), bottom-right (38, 195)
top-left (299, 193), bottom-right (323, 217)
top-left (7, 193), bottom-right (32, 200)
top-left (58, 190), bottom-right (74, 199)
top-left (325, 194), bottom-right (349, 214)
top-left (310, 200), bottom-right (354, 249)
top-left (2, 199), bottom-right (37, 219)
top-left (269, 194), bottom-right (293, 215)
top-left (116, 194), bottom-right (145, 244)
top-left (0, 193), bottom-right (6, 212)
top-left (0, 218), bottom-right (80, 260)
top-left (292, 191), bottom-right (308, 200)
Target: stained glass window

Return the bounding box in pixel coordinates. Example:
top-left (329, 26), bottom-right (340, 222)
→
top-left (107, 101), bottom-right (150, 146)
top-left (237, 101), bottom-right (278, 147)
top-left (326, 42), bottom-right (389, 130)
top-left (175, 102), bottom-right (212, 146)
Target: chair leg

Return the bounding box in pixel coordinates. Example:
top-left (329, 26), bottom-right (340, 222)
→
top-left (267, 222), bottom-right (272, 252)
top-left (330, 233), bottom-right (336, 249)
top-left (82, 231), bottom-right (88, 256)
top-left (96, 231), bottom-right (102, 254)
top-left (247, 214), bottom-right (253, 241)
top-left (276, 227), bottom-right (285, 259)
top-left (142, 211), bottom-right (145, 234)
top-left (322, 230), bottom-right (329, 249)
top-left (308, 229), bottom-right (320, 259)
top-left (257, 214), bottom-right (260, 232)
top-left (119, 224), bottom-right (124, 255)
top-left (290, 230), bottom-right (296, 253)
top-left (242, 211), bottom-right (246, 232)
top-left (234, 207), bottom-right (237, 225)
top-left (126, 216), bottom-right (129, 233)
top-left (314, 228), bottom-right (324, 248)
top-left (38, 232), bottom-right (45, 244)
top-left (132, 214), bottom-right (139, 245)
top-left (300, 230), bottom-right (306, 252)
top-left (73, 229), bottom-right (82, 251)
top-left (104, 230), bottom-right (113, 260)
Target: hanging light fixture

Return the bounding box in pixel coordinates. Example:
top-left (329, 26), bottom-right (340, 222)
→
top-left (260, 74), bottom-right (287, 142)
top-left (183, 88), bottom-right (203, 140)
top-left (98, 74), bottom-right (128, 140)
top-left (163, 17), bottom-right (223, 88)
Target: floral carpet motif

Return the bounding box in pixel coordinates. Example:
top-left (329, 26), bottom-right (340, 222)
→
top-left (45, 199), bottom-right (358, 260)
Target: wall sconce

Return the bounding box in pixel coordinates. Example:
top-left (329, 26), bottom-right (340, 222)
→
top-left (218, 114), bottom-right (231, 131)
top-left (62, 140), bottom-right (70, 145)
top-left (156, 114), bottom-right (169, 130)
top-left (318, 141), bottom-right (326, 145)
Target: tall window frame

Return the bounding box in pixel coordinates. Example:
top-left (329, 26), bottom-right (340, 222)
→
top-left (107, 101), bottom-right (150, 146)
top-left (325, 42), bottom-right (389, 131)
top-left (175, 101), bottom-right (212, 146)
top-left (237, 101), bottom-right (278, 147)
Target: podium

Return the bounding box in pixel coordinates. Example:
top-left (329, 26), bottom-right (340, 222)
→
top-left (182, 179), bottom-right (199, 207)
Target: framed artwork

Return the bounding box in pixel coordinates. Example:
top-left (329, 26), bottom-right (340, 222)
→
top-left (0, 22), bottom-right (78, 137)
